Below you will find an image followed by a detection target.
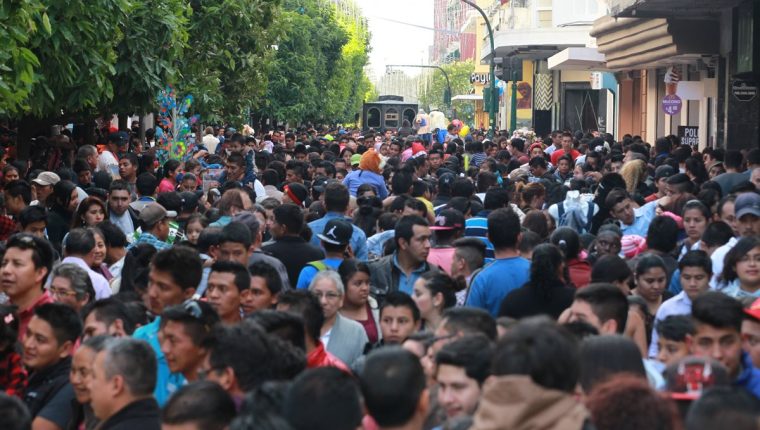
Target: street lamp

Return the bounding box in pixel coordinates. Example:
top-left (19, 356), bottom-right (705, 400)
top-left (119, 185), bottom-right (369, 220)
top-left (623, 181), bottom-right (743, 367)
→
top-left (460, 0), bottom-right (496, 138)
top-left (386, 64), bottom-right (452, 109)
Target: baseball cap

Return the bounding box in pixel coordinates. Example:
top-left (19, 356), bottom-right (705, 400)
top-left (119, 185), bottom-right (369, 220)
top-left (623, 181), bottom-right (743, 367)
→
top-left (108, 131), bottom-right (130, 146)
top-left (350, 153), bottom-right (362, 166)
top-left (744, 297), bottom-right (760, 321)
top-left (139, 203), bottom-right (177, 227)
top-left (32, 171), bottom-right (60, 187)
top-left (437, 172), bottom-right (455, 192)
top-left (664, 356), bottom-right (730, 401)
top-left (179, 191), bottom-right (201, 212)
top-left (312, 176), bottom-right (329, 193)
top-left (735, 192), bottom-right (760, 219)
top-left (317, 218), bottom-right (352, 246)
top-left (430, 209), bottom-right (465, 231)
top-left (655, 165), bottom-right (676, 180)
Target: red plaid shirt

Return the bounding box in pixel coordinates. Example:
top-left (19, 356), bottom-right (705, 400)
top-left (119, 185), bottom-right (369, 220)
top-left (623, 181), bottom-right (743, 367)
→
top-left (0, 215), bottom-right (17, 241)
top-left (0, 351), bottom-right (27, 397)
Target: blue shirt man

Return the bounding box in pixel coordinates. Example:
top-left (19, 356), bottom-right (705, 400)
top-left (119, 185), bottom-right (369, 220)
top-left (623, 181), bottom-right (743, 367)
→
top-left (465, 208), bottom-right (529, 316)
top-left (606, 189), bottom-right (658, 237)
top-left (297, 218), bottom-right (355, 289)
top-left (308, 182), bottom-right (368, 261)
top-left (133, 246), bottom-right (201, 406)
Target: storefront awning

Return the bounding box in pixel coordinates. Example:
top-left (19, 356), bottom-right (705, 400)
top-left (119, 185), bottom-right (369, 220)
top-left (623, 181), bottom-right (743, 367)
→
top-left (479, 26), bottom-right (591, 62)
top-left (590, 16), bottom-right (719, 70)
top-left (452, 94), bottom-right (482, 101)
top-left (548, 47), bottom-right (608, 71)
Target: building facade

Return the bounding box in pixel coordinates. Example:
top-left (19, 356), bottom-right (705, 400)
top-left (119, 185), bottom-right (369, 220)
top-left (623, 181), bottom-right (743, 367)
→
top-left (479, 0), bottom-right (606, 136)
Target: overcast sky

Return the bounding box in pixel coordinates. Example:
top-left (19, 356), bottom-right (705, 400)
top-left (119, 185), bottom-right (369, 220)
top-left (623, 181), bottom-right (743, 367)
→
top-left (356, 0), bottom-right (434, 80)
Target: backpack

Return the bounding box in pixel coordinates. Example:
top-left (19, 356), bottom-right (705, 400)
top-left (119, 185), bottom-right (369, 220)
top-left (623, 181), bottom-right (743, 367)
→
top-left (557, 201), bottom-right (594, 234)
top-left (307, 260), bottom-right (329, 271)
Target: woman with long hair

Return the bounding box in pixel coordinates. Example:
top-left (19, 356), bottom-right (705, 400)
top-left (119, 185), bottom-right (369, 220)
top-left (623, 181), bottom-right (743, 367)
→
top-left (46, 180), bottom-right (80, 249)
top-left (498, 243), bottom-right (575, 320)
top-left (685, 156), bottom-right (709, 186)
top-left (721, 236), bottom-right (760, 299)
top-left (88, 227), bottom-right (113, 281)
top-left (680, 199), bottom-right (711, 256)
top-left (551, 227), bottom-right (591, 288)
top-left (632, 254), bottom-right (671, 346)
top-left (71, 197), bottom-right (107, 229)
top-left (619, 158), bottom-right (647, 197)
top-left (411, 272), bottom-right (457, 331)
top-left (339, 259), bottom-right (380, 344)
top-left (516, 182), bottom-right (545, 213)
top-left (158, 159), bottom-right (180, 193)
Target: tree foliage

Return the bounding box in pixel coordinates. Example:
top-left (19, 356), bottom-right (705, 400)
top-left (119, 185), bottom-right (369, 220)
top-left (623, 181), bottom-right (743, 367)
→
top-left (182, 0), bottom-right (281, 124)
top-left (1, 0), bottom-right (372, 130)
top-left (0, 0), bottom-right (45, 115)
top-left (109, 0), bottom-right (191, 115)
top-left (25, 0), bottom-right (128, 118)
top-left (418, 61), bottom-right (475, 112)
top-left (261, 0), bottom-right (372, 125)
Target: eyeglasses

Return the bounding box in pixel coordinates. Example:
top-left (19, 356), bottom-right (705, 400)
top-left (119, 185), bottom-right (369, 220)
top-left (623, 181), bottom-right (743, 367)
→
top-left (312, 291), bottom-right (341, 300)
top-left (50, 287), bottom-right (78, 298)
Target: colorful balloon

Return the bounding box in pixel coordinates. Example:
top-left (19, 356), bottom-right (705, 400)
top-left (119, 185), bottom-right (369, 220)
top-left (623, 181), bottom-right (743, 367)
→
top-left (458, 125), bottom-right (470, 138)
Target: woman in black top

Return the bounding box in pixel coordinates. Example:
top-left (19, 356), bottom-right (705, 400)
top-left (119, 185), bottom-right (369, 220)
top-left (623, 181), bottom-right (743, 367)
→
top-left (498, 244), bottom-right (576, 320)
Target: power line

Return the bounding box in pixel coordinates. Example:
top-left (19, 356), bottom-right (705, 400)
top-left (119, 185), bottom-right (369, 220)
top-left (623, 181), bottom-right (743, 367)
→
top-left (366, 15), bottom-right (472, 35)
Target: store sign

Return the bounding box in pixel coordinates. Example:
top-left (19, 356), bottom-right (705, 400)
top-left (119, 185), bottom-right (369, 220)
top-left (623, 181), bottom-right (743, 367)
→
top-left (662, 94), bottom-right (682, 115)
top-left (732, 78), bottom-right (758, 102)
top-left (470, 73), bottom-right (491, 85)
top-left (590, 72), bottom-right (603, 90)
top-left (678, 126), bottom-right (699, 147)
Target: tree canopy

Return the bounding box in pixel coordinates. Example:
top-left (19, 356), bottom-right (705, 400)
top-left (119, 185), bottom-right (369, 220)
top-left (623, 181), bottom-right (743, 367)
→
top-left (1, 0), bottom-right (374, 130)
top-left (418, 61), bottom-right (475, 114)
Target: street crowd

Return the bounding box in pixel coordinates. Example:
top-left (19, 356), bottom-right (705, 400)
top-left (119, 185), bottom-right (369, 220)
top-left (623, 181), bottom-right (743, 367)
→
top-left (0, 120), bottom-right (760, 430)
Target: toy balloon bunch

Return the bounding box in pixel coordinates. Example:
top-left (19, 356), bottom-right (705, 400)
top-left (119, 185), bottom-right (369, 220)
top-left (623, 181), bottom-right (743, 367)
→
top-left (154, 85), bottom-right (200, 165)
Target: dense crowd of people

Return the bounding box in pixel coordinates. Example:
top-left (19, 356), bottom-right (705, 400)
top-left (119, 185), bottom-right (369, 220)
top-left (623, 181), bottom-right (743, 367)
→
top-left (1, 122), bottom-right (760, 429)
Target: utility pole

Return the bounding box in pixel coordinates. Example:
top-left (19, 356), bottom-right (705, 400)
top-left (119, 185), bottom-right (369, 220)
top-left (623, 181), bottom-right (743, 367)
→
top-left (460, 0), bottom-right (496, 138)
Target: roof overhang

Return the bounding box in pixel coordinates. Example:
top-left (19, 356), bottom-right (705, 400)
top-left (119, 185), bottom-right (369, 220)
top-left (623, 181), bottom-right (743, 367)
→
top-left (590, 16), bottom-right (719, 70)
top-left (548, 47), bottom-right (608, 71)
top-left (480, 26), bottom-right (592, 62)
top-left (608, 0), bottom-right (743, 18)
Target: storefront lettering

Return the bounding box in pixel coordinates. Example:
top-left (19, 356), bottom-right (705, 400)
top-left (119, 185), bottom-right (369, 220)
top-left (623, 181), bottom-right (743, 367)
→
top-left (470, 73), bottom-right (491, 85)
top-left (678, 126), bottom-right (699, 147)
top-left (732, 79), bottom-right (758, 102)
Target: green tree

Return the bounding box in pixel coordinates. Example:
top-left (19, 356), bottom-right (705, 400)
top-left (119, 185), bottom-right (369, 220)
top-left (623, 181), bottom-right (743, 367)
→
top-left (109, 0), bottom-right (190, 121)
top-left (418, 61), bottom-right (475, 113)
top-left (182, 0), bottom-right (282, 125)
top-left (262, 0), bottom-right (349, 125)
top-left (322, 2), bottom-right (372, 124)
top-left (0, 0), bottom-right (45, 115)
top-left (25, 0), bottom-right (128, 118)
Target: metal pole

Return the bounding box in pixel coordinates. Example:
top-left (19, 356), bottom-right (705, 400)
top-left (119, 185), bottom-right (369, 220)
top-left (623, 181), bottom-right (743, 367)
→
top-left (460, 0), bottom-right (496, 138)
top-left (511, 71), bottom-right (518, 134)
top-left (386, 64), bottom-right (452, 110)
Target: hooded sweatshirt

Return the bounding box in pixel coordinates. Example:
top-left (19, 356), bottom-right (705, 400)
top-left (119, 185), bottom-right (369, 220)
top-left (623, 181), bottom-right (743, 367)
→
top-left (471, 375), bottom-right (589, 430)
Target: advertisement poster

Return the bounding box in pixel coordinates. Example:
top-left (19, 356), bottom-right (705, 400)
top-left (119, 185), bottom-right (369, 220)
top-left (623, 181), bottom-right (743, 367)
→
top-left (506, 60), bottom-right (534, 130)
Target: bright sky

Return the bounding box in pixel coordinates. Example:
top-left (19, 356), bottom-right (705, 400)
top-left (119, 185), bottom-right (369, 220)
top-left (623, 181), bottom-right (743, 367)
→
top-left (356, 0), bottom-right (434, 80)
